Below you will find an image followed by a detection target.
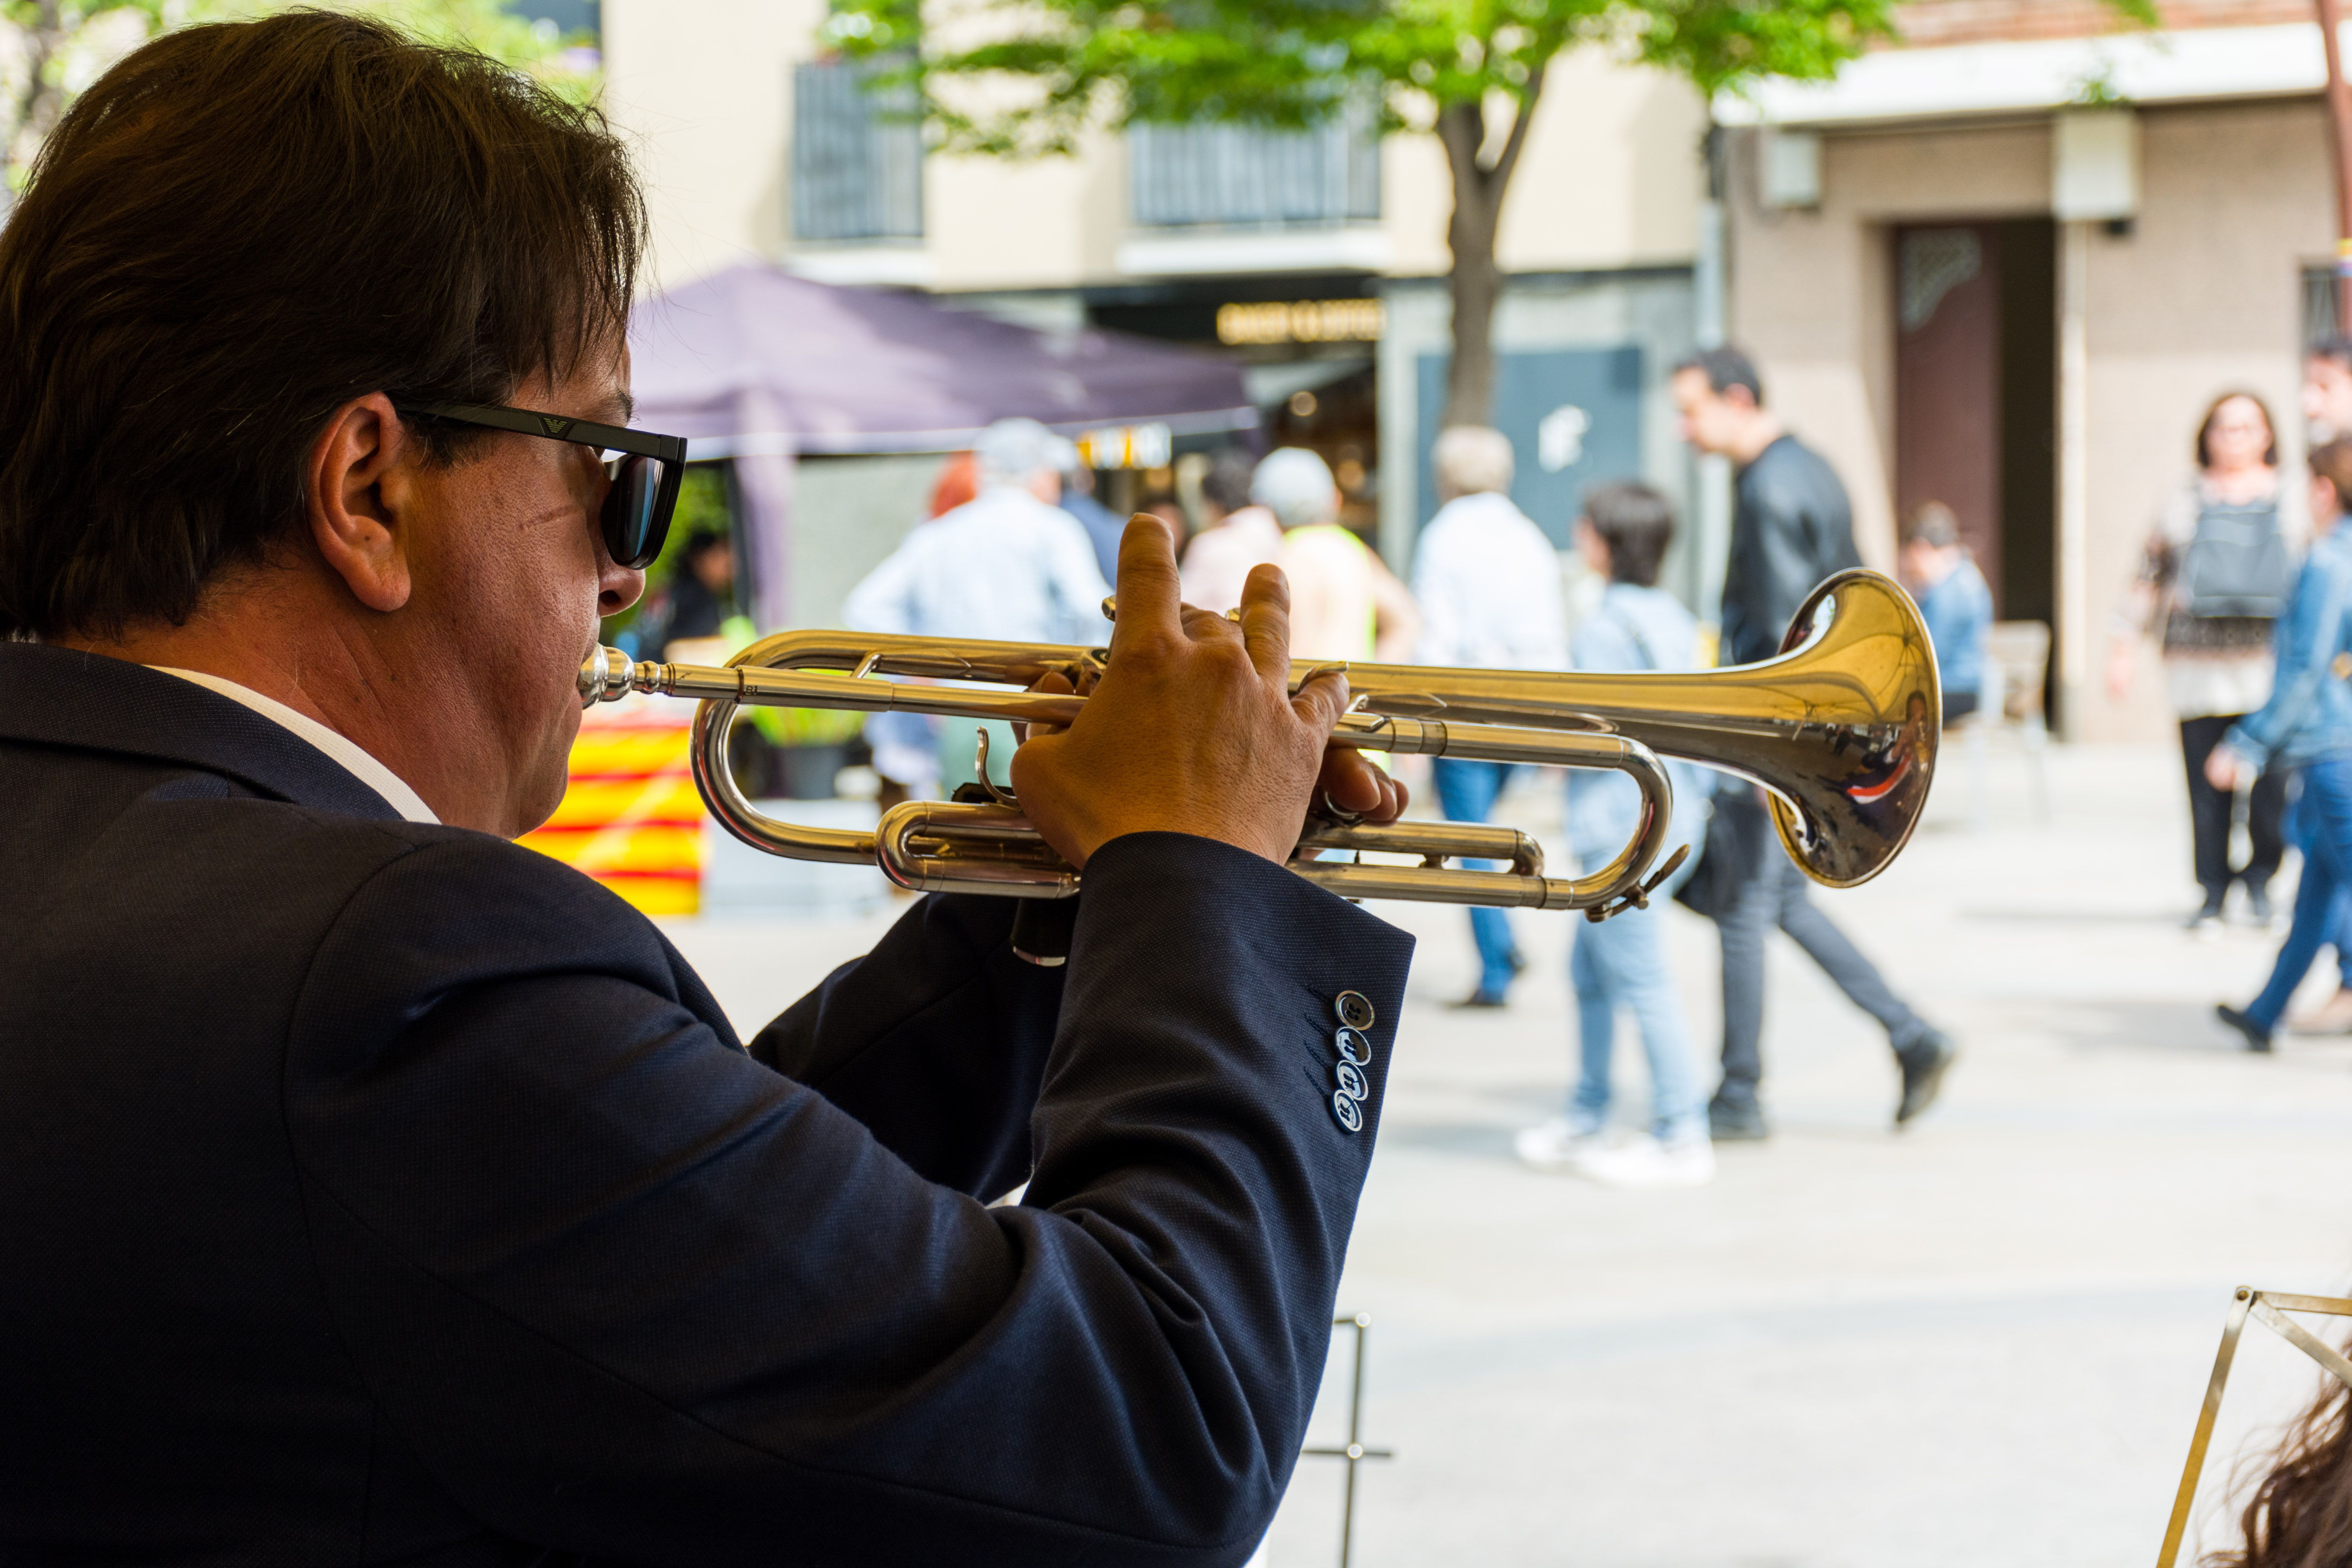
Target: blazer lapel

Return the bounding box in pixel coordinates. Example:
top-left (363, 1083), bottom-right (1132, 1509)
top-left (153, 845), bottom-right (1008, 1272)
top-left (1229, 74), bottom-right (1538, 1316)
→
top-left (0, 643), bottom-right (406, 821)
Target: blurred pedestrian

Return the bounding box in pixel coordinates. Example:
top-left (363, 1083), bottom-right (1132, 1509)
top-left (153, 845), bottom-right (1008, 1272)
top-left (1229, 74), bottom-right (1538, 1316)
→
top-left (863, 452), bottom-right (988, 803)
top-left (1252, 447), bottom-right (1419, 662)
top-left (1897, 502), bottom-right (1992, 724)
top-left (1671, 346), bottom-right (1956, 1138)
top-left (1515, 483), bottom-right (1713, 1187)
top-left (1180, 448), bottom-right (1281, 613)
top-left (929, 450), bottom-right (979, 517)
top-left (651, 529), bottom-right (735, 660)
top-left (1137, 490), bottom-right (1186, 541)
top-left (2108, 392), bottom-right (2297, 931)
top-left (844, 417), bottom-right (1110, 792)
top-left (1056, 446), bottom-right (1127, 584)
top-left (1410, 425), bottom-right (1566, 1007)
top-left (2306, 337), bottom-right (2352, 444)
top-left (2212, 437), bottom-right (2352, 1051)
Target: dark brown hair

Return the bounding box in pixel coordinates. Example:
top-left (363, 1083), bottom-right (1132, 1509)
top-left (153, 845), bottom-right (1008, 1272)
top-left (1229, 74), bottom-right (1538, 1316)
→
top-left (1673, 345), bottom-right (1764, 408)
top-left (1582, 480), bottom-right (1675, 588)
top-left (2312, 438), bottom-right (2352, 517)
top-left (2198, 392), bottom-right (2281, 472)
top-left (0, 11), bottom-right (644, 639)
top-left (2205, 1364), bottom-right (2352, 1567)
top-left (1901, 501), bottom-right (1961, 550)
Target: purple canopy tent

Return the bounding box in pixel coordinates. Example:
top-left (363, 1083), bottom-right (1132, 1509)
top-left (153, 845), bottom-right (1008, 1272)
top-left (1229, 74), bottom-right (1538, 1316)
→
top-left (628, 263), bottom-right (1257, 632)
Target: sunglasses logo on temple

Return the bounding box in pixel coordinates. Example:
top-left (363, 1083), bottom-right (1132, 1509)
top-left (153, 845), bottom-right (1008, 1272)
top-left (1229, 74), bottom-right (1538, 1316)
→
top-left (537, 415), bottom-right (574, 438)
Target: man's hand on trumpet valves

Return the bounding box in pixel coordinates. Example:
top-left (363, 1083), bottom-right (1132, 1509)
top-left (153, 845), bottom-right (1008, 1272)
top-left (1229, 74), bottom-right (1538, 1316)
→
top-left (1011, 512), bottom-right (1407, 869)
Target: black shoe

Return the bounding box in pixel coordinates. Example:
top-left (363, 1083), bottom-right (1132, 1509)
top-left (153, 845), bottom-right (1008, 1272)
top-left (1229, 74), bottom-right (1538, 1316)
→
top-left (2216, 1003), bottom-right (2274, 1054)
top-left (1449, 989), bottom-right (1508, 1010)
top-left (1894, 1030), bottom-right (1957, 1126)
top-left (1707, 1098), bottom-right (1769, 1141)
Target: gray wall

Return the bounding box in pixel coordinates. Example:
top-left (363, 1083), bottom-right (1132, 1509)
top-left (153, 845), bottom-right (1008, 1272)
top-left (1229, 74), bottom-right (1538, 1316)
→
top-left (787, 454), bottom-right (949, 628)
top-left (1378, 267), bottom-right (1703, 611)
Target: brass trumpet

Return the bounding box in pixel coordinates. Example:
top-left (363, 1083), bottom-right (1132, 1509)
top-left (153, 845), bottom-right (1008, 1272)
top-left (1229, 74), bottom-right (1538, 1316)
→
top-left (580, 568), bottom-right (1937, 923)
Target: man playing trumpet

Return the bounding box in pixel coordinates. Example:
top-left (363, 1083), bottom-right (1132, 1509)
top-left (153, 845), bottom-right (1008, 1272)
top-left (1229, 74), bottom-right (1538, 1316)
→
top-left (0, 14), bottom-right (1412, 1562)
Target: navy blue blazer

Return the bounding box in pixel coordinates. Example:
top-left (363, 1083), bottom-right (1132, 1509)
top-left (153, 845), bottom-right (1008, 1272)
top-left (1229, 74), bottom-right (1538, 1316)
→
top-left (0, 643), bottom-right (1413, 1565)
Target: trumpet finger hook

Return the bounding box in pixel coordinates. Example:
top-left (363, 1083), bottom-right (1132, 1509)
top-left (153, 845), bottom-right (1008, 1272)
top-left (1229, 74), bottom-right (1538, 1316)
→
top-left (973, 728), bottom-right (1020, 809)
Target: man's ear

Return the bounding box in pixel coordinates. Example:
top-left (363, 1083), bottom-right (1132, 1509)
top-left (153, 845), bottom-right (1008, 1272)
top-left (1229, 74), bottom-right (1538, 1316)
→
top-left (305, 392), bottom-right (417, 614)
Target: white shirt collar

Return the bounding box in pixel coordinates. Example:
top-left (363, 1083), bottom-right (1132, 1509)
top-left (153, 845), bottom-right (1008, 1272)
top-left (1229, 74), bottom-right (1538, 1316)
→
top-left (148, 667), bottom-right (440, 825)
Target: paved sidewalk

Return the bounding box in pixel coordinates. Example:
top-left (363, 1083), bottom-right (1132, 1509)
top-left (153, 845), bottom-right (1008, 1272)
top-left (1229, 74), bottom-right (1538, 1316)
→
top-left (664, 742), bottom-right (2352, 1568)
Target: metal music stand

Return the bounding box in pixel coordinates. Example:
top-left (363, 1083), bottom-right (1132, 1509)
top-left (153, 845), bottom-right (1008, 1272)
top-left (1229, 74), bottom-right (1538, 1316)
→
top-left (1299, 1312), bottom-right (1393, 1568)
top-left (2157, 1287), bottom-right (2352, 1568)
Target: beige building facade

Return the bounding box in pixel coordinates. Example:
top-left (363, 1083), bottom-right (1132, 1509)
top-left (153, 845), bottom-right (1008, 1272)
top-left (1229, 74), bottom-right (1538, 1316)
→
top-left (597, 0), bottom-right (1713, 617)
top-left (1720, 0), bottom-right (2340, 740)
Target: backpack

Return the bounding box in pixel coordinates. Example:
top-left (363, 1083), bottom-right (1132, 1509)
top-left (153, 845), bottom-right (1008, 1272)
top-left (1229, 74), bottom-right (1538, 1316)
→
top-left (2181, 494), bottom-right (2293, 620)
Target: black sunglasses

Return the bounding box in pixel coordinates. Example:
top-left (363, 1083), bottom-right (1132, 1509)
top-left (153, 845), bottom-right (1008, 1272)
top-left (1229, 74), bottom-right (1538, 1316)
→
top-left (405, 401), bottom-right (688, 570)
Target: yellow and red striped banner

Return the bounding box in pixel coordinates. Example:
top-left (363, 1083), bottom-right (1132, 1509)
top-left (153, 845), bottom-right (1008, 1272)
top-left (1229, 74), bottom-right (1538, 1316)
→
top-left (520, 702), bottom-right (702, 915)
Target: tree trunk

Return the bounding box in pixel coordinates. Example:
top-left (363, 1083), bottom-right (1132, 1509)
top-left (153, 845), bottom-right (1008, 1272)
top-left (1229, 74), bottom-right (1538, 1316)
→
top-left (1434, 69), bottom-right (1544, 432)
top-left (2319, 0), bottom-right (2352, 330)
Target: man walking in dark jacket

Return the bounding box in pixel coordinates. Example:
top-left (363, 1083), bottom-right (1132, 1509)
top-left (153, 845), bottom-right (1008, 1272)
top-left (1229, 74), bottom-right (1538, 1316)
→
top-left (1672, 347), bottom-right (1956, 1139)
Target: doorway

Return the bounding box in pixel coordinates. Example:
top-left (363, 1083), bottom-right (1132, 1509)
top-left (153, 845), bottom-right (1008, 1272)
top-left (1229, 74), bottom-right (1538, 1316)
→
top-left (1893, 219), bottom-right (2058, 632)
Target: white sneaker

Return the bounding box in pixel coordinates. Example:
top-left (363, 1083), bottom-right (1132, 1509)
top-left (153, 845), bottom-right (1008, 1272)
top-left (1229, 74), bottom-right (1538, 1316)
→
top-left (1514, 1116), bottom-right (1604, 1172)
top-left (1572, 1134), bottom-right (1716, 1189)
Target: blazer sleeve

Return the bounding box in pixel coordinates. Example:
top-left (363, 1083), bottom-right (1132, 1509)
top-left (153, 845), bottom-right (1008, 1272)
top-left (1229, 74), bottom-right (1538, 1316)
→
top-left (281, 829), bottom-right (1412, 1568)
top-left (745, 891), bottom-right (1064, 1200)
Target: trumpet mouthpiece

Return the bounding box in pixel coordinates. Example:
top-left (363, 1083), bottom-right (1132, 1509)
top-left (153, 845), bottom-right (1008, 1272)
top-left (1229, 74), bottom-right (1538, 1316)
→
top-left (579, 644), bottom-right (640, 706)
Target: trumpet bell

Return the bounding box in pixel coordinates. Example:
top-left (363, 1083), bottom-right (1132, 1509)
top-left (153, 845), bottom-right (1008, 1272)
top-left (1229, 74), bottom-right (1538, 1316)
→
top-left (1326, 569), bottom-right (1939, 890)
top-left (1761, 570), bottom-right (1940, 887)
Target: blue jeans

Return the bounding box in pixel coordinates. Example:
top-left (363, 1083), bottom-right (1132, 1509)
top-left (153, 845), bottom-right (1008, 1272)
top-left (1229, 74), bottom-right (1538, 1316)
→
top-left (1432, 759), bottom-right (1522, 998)
top-left (2249, 755), bottom-right (2352, 1028)
top-left (2287, 779), bottom-right (2352, 988)
top-left (1569, 903), bottom-right (1708, 1142)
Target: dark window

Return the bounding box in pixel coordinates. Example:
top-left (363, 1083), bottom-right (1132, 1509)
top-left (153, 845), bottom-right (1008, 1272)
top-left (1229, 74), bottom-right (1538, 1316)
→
top-left (791, 58), bottom-right (922, 243)
top-left (1129, 105), bottom-right (1379, 229)
top-left (2306, 264), bottom-right (2342, 347)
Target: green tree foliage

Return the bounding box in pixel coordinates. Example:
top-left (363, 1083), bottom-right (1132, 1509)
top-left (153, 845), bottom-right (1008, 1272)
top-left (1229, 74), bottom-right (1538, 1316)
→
top-left (2, 0), bottom-right (596, 194)
top-left (824, 0), bottom-right (2151, 427)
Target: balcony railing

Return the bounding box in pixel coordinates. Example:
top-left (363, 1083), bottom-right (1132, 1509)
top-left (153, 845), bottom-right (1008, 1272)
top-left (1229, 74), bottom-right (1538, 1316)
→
top-left (1128, 106), bottom-right (1379, 230)
top-left (791, 58), bottom-right (923, 244)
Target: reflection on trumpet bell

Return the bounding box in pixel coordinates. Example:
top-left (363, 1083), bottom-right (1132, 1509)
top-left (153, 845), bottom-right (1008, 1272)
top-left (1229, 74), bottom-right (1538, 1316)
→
top-left (578, 568), bottom-right (1938, 912)
top-left (1318, 569), bottom-right (1938, 889)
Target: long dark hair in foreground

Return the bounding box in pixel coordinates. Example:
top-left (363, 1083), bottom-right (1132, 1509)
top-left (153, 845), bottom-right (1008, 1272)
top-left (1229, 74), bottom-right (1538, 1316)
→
top-left (2208, 1361), bottom-right (2352, 1565)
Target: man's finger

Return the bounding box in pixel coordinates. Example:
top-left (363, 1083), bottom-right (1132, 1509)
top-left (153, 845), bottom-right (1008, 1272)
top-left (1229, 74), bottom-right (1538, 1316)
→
top-left (1017, 670), bottom-right (1075, 742)
top-left (1179, 602), bottom-right (1246, 646)
top-left (1236, 561), bottom-right (1294, 686)
top-left (1316, 747), bottom-right (1396, 820)
top-left (1289, 668), bottom-right (1349, 742)
top-left (1106, 512), bottom-right (1182, 663)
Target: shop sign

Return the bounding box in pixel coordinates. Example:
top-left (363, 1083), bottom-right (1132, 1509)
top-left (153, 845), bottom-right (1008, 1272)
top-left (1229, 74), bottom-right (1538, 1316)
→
top-left (1078, 422), bottom-right (1174, 470)
top-left (1216, 298), bottom-right (1385, 346)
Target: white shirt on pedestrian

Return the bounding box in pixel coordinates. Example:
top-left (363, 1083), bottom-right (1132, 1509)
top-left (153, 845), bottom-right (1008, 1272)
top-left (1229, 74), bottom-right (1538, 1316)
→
top-left (1409, 490), bottom-right (1568, 670)
top-left (844, 483), bottom-right (1111, 646)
